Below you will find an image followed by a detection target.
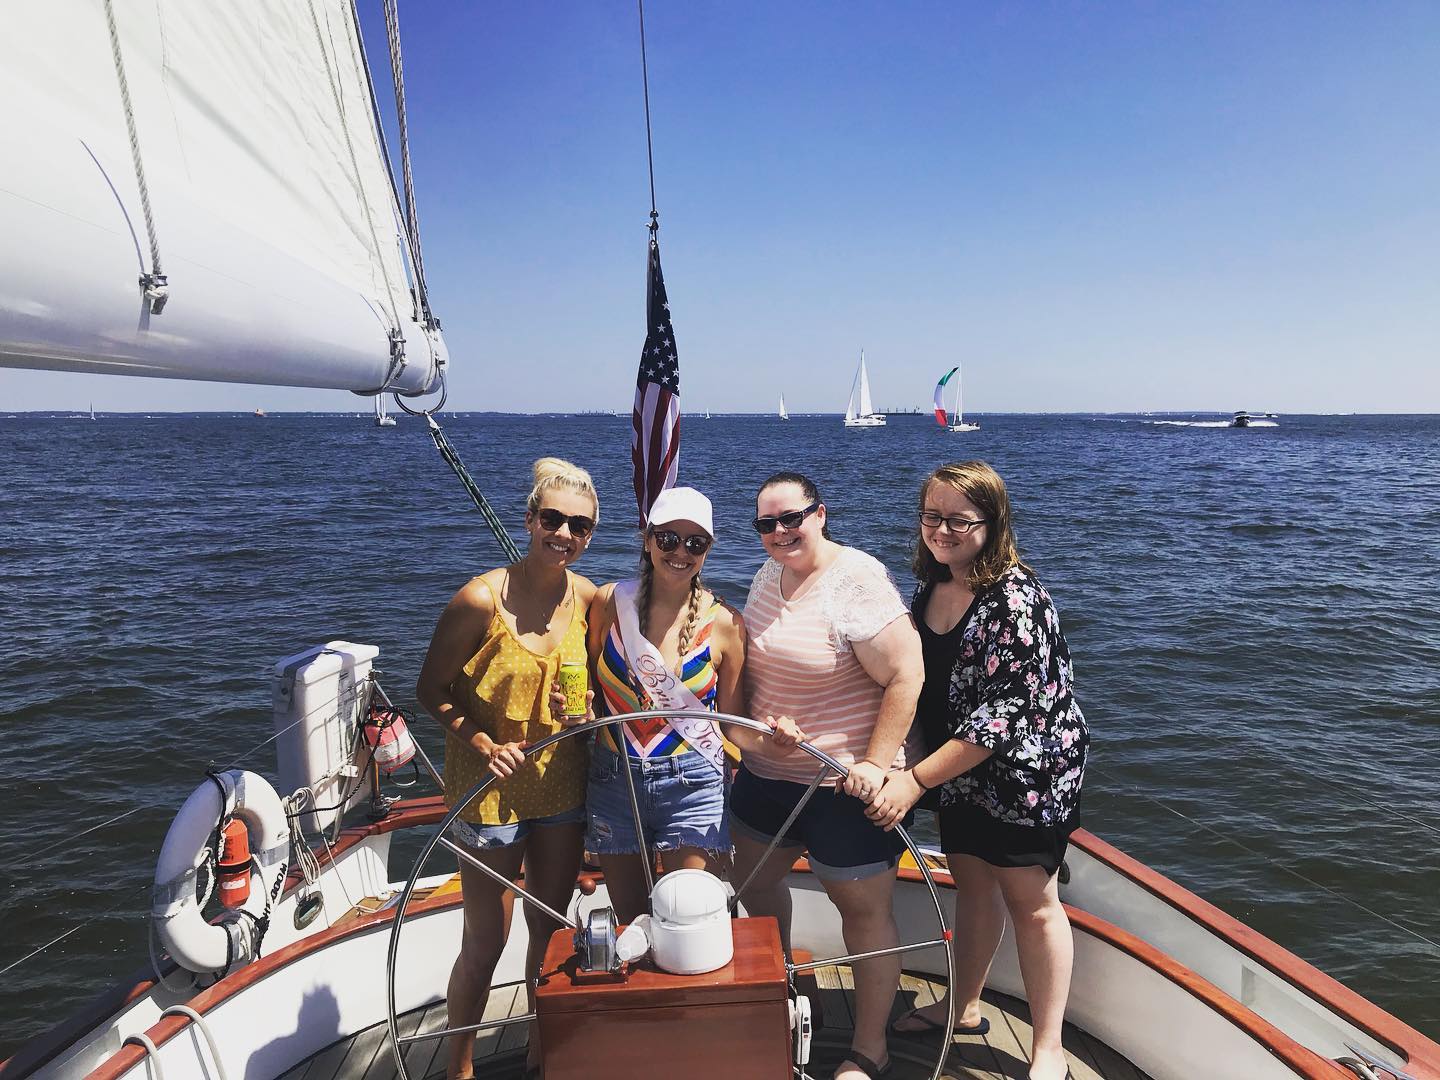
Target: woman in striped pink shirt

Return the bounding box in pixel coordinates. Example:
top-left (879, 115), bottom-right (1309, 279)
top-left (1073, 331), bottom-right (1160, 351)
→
top-left (729, 471), bottom-right (924, 1080)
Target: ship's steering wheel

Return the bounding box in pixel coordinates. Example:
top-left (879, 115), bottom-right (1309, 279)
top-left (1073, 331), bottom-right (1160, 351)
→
top-left (385, 711), bottom-right (956, 1080)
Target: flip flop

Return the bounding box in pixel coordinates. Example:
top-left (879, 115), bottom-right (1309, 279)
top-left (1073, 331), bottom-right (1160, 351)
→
top-left (833, 1050), bottom-right (892, 1079)
top-left (888, 1007), bottom-right (991, 1037)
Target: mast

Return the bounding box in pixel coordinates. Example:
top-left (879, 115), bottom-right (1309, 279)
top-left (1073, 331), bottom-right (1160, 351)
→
top-left (857, 350), bottom-right (874, 417)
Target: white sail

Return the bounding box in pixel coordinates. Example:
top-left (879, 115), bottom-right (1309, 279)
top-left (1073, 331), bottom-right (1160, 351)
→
top-left (0, 0), bottom-right (444, 394)
top-left (843, 350), bottom-right (885, 426)
top-left (857, 351), bottom-right (875, 417)
top-left (779, 394), bottom-right (788, 420)
top-left (948, 361), bottom-right (979, 432)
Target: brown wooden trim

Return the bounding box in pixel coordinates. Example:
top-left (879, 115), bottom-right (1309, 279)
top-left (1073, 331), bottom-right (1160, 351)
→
top-left (1069, 828), bottom-right (1440, 1077)
top-left (0, 799), bottom-right (450, 1080)
top-left (83, 888), bottom-right (466, 1080)
top-left (1064, 905), bottom-right (1352, 1078)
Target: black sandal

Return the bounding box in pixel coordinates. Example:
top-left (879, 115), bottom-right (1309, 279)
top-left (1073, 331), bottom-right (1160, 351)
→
top-left (889, 1006), bottom-right (991, 1037)
top-left (833, 1050), bottom-right (892, 1079)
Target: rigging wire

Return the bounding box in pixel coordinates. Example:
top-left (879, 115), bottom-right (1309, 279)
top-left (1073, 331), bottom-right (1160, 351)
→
top-left (306, 0), bottom-right (409, 391)
top-left (379, 0), bottom-right (435, 329)
top-left (1091, 766), bottom-right (1440, 955)
top-left (637, 0), bottom-right (659, 228)
top-left (100, 0), bottom-right (168, 314)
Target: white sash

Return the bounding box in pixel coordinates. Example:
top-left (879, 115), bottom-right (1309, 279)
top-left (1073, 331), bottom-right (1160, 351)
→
top-left (613, 579), bottom-right (726, 770)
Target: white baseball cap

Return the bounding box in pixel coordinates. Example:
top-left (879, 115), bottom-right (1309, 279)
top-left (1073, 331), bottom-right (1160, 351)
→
top-left (647, 486), bottom-right (715, 537)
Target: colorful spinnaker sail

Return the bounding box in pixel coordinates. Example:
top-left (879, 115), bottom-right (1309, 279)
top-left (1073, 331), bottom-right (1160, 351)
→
top-left (933, 366), bottom-right (959, 427)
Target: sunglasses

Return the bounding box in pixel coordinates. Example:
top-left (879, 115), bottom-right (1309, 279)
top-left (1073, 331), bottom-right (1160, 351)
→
top-left (535, 507), bottom-right (595, 538)
top-left (651, 529), bottom-right (712, 556)
top-left (752, 501), bottom-right (820, 535)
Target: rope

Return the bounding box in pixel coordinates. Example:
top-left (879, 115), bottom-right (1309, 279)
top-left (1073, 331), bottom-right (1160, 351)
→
top-left (122, 1034), bottom-right (166, 1080)
top-left (380, 0), bottom-right (435, 329)
top-left (637, 0), bottom-right (659, 233)
top-left (423, 415), bottom-right (523, 563)
top-left (160, 1006), bottom-right (230, 1080)
top-left (101, 0), bottom-right (168, 314)
top-left (306, 0), bottom-right (408, 390)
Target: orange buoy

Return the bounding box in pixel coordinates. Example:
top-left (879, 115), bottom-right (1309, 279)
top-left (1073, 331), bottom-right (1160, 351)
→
top-left (216, 819), bottom-right (252, 908)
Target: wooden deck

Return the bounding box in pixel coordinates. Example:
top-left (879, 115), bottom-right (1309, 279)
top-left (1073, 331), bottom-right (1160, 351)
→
top-left (279, 969), bottom-right (1149, 1080)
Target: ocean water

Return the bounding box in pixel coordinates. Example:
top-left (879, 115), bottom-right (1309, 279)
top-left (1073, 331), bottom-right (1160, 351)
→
top-left (1, 411), bottom-right (1437, 1057)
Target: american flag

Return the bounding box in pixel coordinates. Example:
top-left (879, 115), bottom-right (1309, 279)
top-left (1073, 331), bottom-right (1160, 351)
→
top-left (631, 235), bottom-right (680, 525)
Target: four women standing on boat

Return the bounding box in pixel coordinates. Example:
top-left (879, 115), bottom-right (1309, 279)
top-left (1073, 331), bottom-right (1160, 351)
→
top-left (421, 456), bottom-right (1086, 1080)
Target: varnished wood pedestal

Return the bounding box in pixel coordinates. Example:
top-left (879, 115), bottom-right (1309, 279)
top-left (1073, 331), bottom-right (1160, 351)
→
top-left (534, 916), bottom-right (792, 1079)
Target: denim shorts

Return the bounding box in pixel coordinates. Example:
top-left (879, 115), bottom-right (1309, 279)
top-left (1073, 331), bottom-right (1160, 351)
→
top-left (586, 745), bottom-right (729, 855)
top-left (448, 804), bottom-right (586, 851)
top-left (728, 764), bottom-right (909, 881)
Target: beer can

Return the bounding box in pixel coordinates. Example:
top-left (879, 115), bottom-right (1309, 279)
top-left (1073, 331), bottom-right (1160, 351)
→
top-left (559, 660), bottom-right (588, 719)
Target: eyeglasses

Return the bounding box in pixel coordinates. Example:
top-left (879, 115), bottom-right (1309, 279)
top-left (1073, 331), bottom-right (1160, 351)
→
top-left (536, 507), bottom-right (595, 538)
top-left (753, 501), bottom-right (820, 535)
top-left (918, 510), bottom-right (987, 534)
top-left (651, 529), bottom-right (712, 556)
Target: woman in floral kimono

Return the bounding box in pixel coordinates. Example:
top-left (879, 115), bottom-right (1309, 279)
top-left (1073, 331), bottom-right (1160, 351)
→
top-left (867, 460), bottom-right (1088, 1080)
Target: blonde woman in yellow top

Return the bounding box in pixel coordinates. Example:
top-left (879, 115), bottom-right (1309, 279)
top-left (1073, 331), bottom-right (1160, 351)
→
top-left (416, 457), bottom-right (600, 1080)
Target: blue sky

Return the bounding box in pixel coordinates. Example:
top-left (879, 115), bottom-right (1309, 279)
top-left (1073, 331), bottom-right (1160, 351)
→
top-left (7, 1), bottom-right (1439, 413)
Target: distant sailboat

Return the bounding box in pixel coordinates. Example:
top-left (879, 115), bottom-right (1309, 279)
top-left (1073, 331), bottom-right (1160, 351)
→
top-left (843, 351), bottom-right (886, 427)
top-left (373, 394), bottom-right (396, 427)
top-left (88, 401), bottom-right (95, 421)
top-left (934, 365), bottom-right (980, 432)
top-left (779, 394), bottom-right (789, 420)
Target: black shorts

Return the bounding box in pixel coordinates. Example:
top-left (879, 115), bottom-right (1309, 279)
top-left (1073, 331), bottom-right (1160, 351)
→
top-left (936, 798), bottom-right (1075, 875)
top-left (728, 764), bottom-right (910, 881)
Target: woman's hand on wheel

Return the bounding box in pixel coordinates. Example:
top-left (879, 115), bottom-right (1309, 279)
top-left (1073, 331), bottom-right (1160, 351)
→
top-left (764, 714), bottom-right (806, 755)
top-left (486, 739), bottom-right (529, 778)
top-left (866, 769), bottom-right (924, 831)
top-left (549, 682), bottom-right (595, 727)
top-left (842, 759), bottom-right (887, 803)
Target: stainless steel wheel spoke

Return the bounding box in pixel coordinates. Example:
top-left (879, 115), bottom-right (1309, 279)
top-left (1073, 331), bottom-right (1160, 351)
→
top-left (438, 836), bottom-right (578, 930)
top-left (610, 718), bottom-right (655, 897)
top-left (787, 936), bottom-right (950, 973)
top-left (398, 1010), bottom-right (537, 1045)
top-left (730, 764), bottom-right (830, 914)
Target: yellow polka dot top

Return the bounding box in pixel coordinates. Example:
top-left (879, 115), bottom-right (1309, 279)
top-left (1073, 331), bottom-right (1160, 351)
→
top-left (442, 574), bottom-right (588, 825)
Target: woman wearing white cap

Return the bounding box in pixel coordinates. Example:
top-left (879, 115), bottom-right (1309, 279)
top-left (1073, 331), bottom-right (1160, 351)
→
top-left (581, 485), bottom-right (747, 922)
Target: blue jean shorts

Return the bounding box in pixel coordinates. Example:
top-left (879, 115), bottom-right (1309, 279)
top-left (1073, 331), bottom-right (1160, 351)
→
top-left (586, 745), bottom-right (729, 855)
top-left (728, 764), bottom-right (910, 881)
top-left (448, 804), bottom-right (586, 851)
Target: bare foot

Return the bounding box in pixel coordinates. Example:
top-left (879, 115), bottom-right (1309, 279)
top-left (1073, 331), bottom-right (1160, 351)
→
top-left (1028, 1045), bottom-right (1069, 1080)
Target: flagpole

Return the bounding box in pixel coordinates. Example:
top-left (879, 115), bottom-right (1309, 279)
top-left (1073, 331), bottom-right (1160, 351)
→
top-left (638, 0), bottom-right (659, 233)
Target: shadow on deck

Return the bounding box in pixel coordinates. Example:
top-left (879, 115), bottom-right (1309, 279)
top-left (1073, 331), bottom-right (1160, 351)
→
top-left (280, 970), bottom-right (1149, 1080)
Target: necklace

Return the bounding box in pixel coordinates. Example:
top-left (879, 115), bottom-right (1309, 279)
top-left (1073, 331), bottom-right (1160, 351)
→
top-left (512, 560), bottom-right (568, 632)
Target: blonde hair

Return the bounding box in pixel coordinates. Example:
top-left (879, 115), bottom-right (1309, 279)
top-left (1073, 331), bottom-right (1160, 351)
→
top-left (527, 457), bottom-right (599, 521)
top-left (913, 460), bottom-right (1029, 590)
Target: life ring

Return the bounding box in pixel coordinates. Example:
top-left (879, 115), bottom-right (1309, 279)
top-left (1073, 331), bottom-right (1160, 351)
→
top-left (151, 769), bottom-right (290, 975)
